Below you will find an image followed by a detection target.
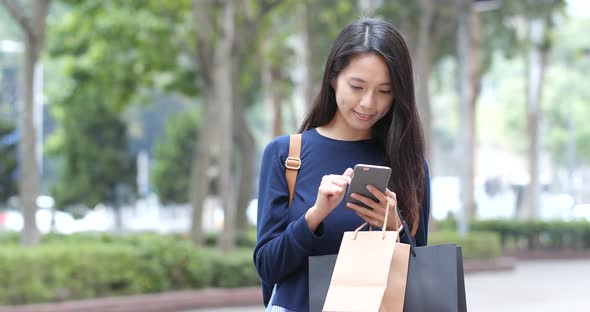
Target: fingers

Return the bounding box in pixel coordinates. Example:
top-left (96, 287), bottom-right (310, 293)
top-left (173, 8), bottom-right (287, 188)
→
top-left (386, 189), bottom-right (397, 201)
top-left (348, 185), bottom-right (388, 210)
top-left (348, 192), bottom-right (380, 210)
top-left (367, 185), bottom-right (391, 203)
top-left (342, 167), bottom-right (354, 178)
top-left (386, 189), bottom-right (397, 206)
top-left (318, 173), bottom-right (351, 198)
top-left (347, 202), bottom-right (382, 227)
top-left (322, 174), bottom-right (350, 189)
top-left (348, 188), bottom-right (400, 229)
top-left (318, 183), bottom-right (345, 197)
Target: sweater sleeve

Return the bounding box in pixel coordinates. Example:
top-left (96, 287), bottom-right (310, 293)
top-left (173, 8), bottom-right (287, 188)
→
top-left (253, 137), bottom-right (325, 304)
top-left (414, 161), bottom-right (431, 247)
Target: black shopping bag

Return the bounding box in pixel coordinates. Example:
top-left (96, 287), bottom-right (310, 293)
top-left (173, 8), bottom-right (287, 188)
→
top-left (308, 254), bottom-right (337, 312)
top-left (402, 243), bottom-right (467, 312)
top-left (308, 218), bottom-right (467, 312)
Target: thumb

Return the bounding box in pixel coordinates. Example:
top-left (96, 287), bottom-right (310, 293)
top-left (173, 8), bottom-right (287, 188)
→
top-left (343, 167), bottom-right (354, 179)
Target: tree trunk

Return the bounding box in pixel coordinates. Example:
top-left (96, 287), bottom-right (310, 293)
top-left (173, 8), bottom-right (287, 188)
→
top-left (467, 8), bottom-right (483, 220)
top-left (523, 16), bottom-right (549, 220)
top-left (456, 0), bottom-right (473, 236)
top-left (113, 204), bottom-right (124, 232)
top-left (397, 10), bottom-right (417, 57)
top-left (232, 44), bottom-right (255, 241)
top-left (190, 0), bottom-right (216, 247)
top-left (20, 38), bottom-right (40, 245)
top-left (217, 0), bottom-right (237, 253)
top-left (233, 110), bottom-right (255, 240)
top-left (299, 0), bottom-right (314, 111)
top-left (415, 0), bottom-right (436, 168)
top-left (260, 37), bottom-right (275, 140)
top-left (2, 0), bottom-right (49, 246)
top-left (261, 36), bottom-right (284, 138)
top-left (189, 93), bottom-right (212, 246)
top-left (271, 69), bottom-right (283, 138)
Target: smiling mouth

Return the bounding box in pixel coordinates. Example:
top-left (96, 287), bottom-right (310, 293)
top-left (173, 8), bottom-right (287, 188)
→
top-left (353, 110), bottom-right (374, 121)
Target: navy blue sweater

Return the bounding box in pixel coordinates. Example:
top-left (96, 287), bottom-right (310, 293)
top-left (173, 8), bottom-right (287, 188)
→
top-left (253, 128), bottom-right (430, 311)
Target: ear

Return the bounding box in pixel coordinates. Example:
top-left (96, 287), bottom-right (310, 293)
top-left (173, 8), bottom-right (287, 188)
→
top-left (330, 78), bottom-right (337, 91)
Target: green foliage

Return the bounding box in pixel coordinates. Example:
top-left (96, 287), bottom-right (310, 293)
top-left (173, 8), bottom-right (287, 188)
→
top-left (48, 0), bottom-right (197, 105)
top-left (151, 110), bottom-right (199, 203)
top-left (429, 230), bottom-right (503, 260)
top-left (0, 233), bottom-right (258, 305)
top-left (129, 235), bottom-right (214, 292)
top-left (307, 1), bottom-right (359, 84)
top-left (204, 249), bottom-right (259, 288)
top-left (0, 120), bottom-right (17, 203)
top-left (435, 218), bottom-right (590, 250)
top-left (0, 244), bottom-right (141, 304)
top-left (486, 15), bottom-right (590, 165)
top-left (49, 91), bottom-right (136, 209)
top-left (0, 231), bottom-right (19, 244)
top-left (471, 219), bottom-right (590, 250)
top-left (44, 1), bottom-right (209, 210)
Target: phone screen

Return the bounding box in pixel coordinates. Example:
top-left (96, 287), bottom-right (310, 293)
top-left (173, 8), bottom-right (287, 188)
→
top-left (345, 164), bottom-right (391, 209)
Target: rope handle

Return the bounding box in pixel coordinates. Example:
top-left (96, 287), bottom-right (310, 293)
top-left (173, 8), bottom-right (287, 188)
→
top-left (353, 198), bottom-right (401, 240)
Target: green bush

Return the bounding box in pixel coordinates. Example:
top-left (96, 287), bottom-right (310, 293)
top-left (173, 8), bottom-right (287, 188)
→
top-left (129, 236), bottom-right (208, 292)
top-left (0, 231), bottom-right (19, 245)
top-left (204, 248), bottom-right (259, 288)
top-left (433, 218), bottom-right (590, 250)
top-left (0, 244), bottom-right (142, 304)
top-left (429, 231), bottom-right (502, 260)
top-left (470, 219), bottom-right (590, 250)
top-left (0, 232), bottom-right (258, 305)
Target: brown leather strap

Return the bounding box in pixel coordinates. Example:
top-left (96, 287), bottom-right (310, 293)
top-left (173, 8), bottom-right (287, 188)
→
top-left (285, 134), bottom-right (302, 207)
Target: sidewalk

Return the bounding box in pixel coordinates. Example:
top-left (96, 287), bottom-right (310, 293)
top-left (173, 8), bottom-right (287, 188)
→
top-left (0, 288), bottom-right (262, 312)
top-left (188, 259), bottom-right (590, 312)
top-left (466, 259), bottom-right (590, 311)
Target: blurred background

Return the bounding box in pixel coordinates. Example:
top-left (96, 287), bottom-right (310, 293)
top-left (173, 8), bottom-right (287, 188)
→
top-left (0, 0), bottom-right (589, 311)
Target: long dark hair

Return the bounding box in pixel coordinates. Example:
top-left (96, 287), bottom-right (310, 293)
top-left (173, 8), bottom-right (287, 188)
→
top-left (299, 17), bottom-right (426, 235)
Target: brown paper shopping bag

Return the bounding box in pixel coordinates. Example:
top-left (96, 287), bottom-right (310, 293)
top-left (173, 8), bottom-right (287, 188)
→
top-left (322, 200), bottom-right (410, 312)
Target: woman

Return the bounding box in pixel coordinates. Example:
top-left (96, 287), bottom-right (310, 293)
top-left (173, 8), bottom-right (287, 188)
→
top-left (254, 17), bottom-right (430, 312)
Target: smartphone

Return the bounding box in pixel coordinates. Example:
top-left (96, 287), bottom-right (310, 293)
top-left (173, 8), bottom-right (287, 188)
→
top-left (345, 164), bottom-right (392, 209)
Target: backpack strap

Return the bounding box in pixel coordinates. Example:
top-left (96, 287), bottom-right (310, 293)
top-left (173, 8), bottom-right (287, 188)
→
top-left (285, 134), bottom-right (302, 207)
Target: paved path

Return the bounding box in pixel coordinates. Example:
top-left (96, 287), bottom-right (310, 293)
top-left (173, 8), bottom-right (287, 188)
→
top-left (466, 259), bottom-right (589, 311)
top-left (187, 259), bottom-right (590, 311)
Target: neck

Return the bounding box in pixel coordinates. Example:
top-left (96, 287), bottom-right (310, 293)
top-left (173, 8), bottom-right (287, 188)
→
top-left (317, 113), bottom-right (371, 141)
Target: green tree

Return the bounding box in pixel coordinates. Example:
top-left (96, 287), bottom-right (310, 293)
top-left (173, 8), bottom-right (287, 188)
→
top-left (46, 1), bottom-right (194, 222)
top-left (49, 88), bottom-right (135, 212)
top-left (0, 119), bottom-right (17, 203)
top-left (151, 110), bottom-right (199, 204)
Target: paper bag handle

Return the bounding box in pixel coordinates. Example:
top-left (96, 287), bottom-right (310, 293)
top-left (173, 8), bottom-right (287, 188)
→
top-left (353, 198), bottom-right (401, 240)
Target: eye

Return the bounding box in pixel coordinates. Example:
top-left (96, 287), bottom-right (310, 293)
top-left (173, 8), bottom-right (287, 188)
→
top-left (379, 90), bottom-right (392, 95)
top-left (349, 84), bottom-right (362, 90)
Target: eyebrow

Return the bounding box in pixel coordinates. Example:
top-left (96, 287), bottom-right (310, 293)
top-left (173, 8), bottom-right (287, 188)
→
top-left (349, 77), bottom-right (391, 86)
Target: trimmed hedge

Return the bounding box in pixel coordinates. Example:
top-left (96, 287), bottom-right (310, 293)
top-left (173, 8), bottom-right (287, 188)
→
top-left (429, 231), bottom-right (502, 260)
top-left (436, 219), bottom-right (590, 250)
top-left (0, 244), bottom-right (142, 304)
top-left (0, 233), bottom-right (258, 305)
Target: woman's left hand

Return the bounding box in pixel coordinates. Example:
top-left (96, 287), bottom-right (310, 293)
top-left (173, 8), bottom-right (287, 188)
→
top-left (346, 187), bottom-right (401, 230)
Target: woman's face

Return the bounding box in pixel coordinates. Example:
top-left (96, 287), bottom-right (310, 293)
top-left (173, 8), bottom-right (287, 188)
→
top-left (332, 53), bottom-right (394, 134)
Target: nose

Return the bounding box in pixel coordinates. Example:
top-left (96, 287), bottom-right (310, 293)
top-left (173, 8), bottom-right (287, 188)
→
top-left (359, 90), bottom-right (376, 109)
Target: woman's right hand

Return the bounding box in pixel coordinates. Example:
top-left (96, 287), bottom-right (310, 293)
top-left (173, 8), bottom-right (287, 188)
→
top-left (305, 168), bottom-right (353, 232)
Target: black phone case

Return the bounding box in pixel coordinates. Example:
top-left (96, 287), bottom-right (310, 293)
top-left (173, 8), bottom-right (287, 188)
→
top-left (345, 164), bottom-right (391, 209)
